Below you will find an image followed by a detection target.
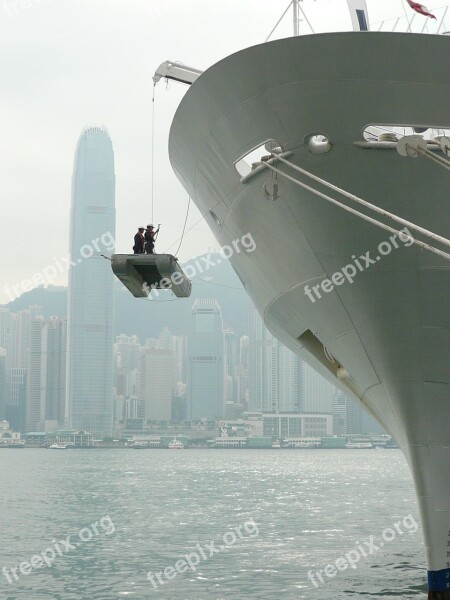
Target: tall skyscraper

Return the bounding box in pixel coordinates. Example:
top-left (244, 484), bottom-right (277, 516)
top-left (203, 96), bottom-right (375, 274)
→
top-left (66, 126), bottom-right (115, 438)
top-left (8, 368), bottom-right (26, 432)
top-left (25, 316), bottom-right (66, 431)
top-left (139, 348), bottom-right (174, 422)
top-left (187, 299), bottom-right (224, 420)
top-left (0, 348), bottom-right (6, 420)
top-left (302, 362), bottom-right (334, 413)
top-left (26, 316), bottom-right (46, 431)
top-left (248, 308), bottom-right (303, 413)
top-left (45, 317), bottom-right (67, 425)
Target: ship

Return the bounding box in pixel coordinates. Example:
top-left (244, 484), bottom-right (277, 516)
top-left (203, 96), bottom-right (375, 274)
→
top-left (161, 1), bottom-right (450, 596)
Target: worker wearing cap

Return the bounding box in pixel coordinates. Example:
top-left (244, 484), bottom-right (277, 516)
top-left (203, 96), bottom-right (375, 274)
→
top-left (145, 224), bottom-right (160, 254)
top-left (133, 227), bottom-right (145, 254)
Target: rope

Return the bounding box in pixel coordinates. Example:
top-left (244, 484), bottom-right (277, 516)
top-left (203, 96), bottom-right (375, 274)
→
top-left (259, 160), bottom-right (450, 262)
top-left (265, 0), bottom-right (293, 42)
top-left (173, 196), bottom-right (191, 257)
top-left (274, 154), bottom-right (450, 250)
top-left (197, 277), bottom-right (244, 291)
top-left (415, 145), bottom-right (450, 172)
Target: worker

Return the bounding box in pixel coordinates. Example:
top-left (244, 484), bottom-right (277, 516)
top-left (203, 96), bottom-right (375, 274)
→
top-left (145, 224), bottom-right (160, 254)
top-left (133, 227), bottom-right (145, 254)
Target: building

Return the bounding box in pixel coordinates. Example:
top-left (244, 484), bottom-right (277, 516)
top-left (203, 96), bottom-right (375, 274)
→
top-left (25, 316), bottom-right (66, 432)
top-left (187, 299), bottom-right (225, 420)
top-left (45, 317), bottom-right (67, 425)
top-left (26, 317), bottom-right (46, 432)
top-left (0, 420), bottom-right (24, 447)
top-left (262, 413), bottom-right (333, 438)
top-left (0, 348), bottom-right (6, 420)
top-left (7, 367), bottom-right (26, 432)
top-left (301, 362), bottom-right (334, 413)
top-left (248, 308), bottom-right (303, 413)
top-left (139, 348), bottom-right (174, 422)
top-left (66, 126), bottom-right (116, 438)
top-left (332, 389), bottom-right (385, 435)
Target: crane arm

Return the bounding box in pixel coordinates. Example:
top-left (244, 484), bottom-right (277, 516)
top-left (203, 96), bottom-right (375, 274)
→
top-left (153, 61), bottom-right (203, 86)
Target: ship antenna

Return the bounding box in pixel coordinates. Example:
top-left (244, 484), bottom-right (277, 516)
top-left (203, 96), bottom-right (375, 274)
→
top-left (293, 0), bottom-right (300, 36)
top-left (265, 0), bottom-right (314, 42)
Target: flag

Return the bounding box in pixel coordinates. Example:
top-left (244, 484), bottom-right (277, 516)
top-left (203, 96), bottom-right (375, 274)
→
top-left (405, 0), bottom-right (437, 19)
top-left (347, 0), bottom-right (370, 30)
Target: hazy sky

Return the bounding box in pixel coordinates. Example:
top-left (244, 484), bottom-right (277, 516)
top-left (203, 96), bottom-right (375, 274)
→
top-left (0, 0), bottom-right (445, 303)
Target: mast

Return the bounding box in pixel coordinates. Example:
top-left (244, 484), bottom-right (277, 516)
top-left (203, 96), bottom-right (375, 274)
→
top-left (293, 0), bottom-right (301, 36)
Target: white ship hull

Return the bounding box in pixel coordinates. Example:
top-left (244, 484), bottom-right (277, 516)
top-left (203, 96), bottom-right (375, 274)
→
top-left (169, 33), bottom-right (450, 595)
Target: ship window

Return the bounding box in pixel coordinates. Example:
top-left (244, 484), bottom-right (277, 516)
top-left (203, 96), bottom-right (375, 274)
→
top-left (363, 123), bottom-right (450, 142)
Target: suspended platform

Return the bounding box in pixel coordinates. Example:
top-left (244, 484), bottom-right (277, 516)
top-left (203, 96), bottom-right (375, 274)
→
top-left (111, 254), bottom-right (192, 298)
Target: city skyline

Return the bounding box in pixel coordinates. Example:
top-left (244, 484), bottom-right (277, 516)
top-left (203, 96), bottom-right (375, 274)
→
top-left (0, 293), bottom-right (385, 436)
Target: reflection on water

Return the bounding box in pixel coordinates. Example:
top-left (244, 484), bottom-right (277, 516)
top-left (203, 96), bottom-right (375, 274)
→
top-left (0, 449), bottom-right (426, 599)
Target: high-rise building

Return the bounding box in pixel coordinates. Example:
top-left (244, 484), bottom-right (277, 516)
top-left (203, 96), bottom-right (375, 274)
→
top-left (248, 308), bottom-right (303, 413)
top-left (0, 309), bottom-right (14, 375)
top-left (187, 299), bottom-right (224, 420)
top-left (44, 317), bottom-right (67, 425)
top-left (332, 389), bottom-right (366, 434)
top-left (26, 316), bottom-right (46, 431)
top-left (237, 335), bottom-right (250, 408)
top-left (301, 362), bottom-right (334, 413)
top-left (278, 344), bottom-right (302, 413)
top-left (25, 316), bottom-right (66, 431)
top-left (0, 348), bottom-right (6, 420)
top-left (66, 126), bottom-right (116, 438)
top-left (139, 348), bottom-right (174, 422)
top-left (7, 367), bottom-right (26, 432)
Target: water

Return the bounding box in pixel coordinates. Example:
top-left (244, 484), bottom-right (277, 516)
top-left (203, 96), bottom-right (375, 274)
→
top-left (0, 449), bottom-right (427, 599)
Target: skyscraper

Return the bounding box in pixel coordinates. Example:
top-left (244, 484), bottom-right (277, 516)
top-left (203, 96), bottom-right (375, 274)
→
top-left (25, 316), bottom-right (67, 432)
top-left (248, 308), bottom-right (303, 413)
top-left (187, 299), bottom-right (224, 420)
top-left (0, 348), bottom-right (6, 420)
top-left (139, 348), bottom-right (174, 422)
top-left (66, 126), bottom-right (115, 438)
top-left (302, 362), bottom-right (334, 413)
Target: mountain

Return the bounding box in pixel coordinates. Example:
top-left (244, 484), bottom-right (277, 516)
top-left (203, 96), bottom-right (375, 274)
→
top-left (2, 253), bottom-right (251, 339)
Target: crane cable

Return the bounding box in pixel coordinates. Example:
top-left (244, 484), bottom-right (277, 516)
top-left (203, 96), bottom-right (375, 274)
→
top-left (151, 83), bottom-right (191, 257)
top-left (151, 84), bottom-right (156, 224)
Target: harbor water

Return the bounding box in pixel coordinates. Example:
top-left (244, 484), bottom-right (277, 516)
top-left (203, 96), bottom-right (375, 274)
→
top-left (0, 449), bottom-right (427, 599)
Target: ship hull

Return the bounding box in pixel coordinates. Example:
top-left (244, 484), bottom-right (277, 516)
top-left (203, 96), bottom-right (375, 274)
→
top-left (169, 32), bottom-right (450, 594)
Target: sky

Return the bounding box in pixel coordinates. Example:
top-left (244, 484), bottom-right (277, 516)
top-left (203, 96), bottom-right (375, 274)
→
top-left (0, 0), bottom-right (446, 304)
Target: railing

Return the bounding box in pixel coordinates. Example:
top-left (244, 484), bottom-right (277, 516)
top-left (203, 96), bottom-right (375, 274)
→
top-left (373, 5), bottom-right (450, 35)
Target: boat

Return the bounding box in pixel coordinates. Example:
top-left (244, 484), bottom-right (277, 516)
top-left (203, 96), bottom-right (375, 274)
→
top-left (168, 438), bottom-right (184, 449)
top-left (0, 439), bottom-right (25, 448)
top-left (130, 440), bottom-right (150, 449)
top-left (163, 2), bottom-right (450, 595)
top-left (272, 440), bottom-right (281, 448)
top-left (345, 441), bottom-right (373, 449)
top-left (48, 443), bottom-right (69, 450)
